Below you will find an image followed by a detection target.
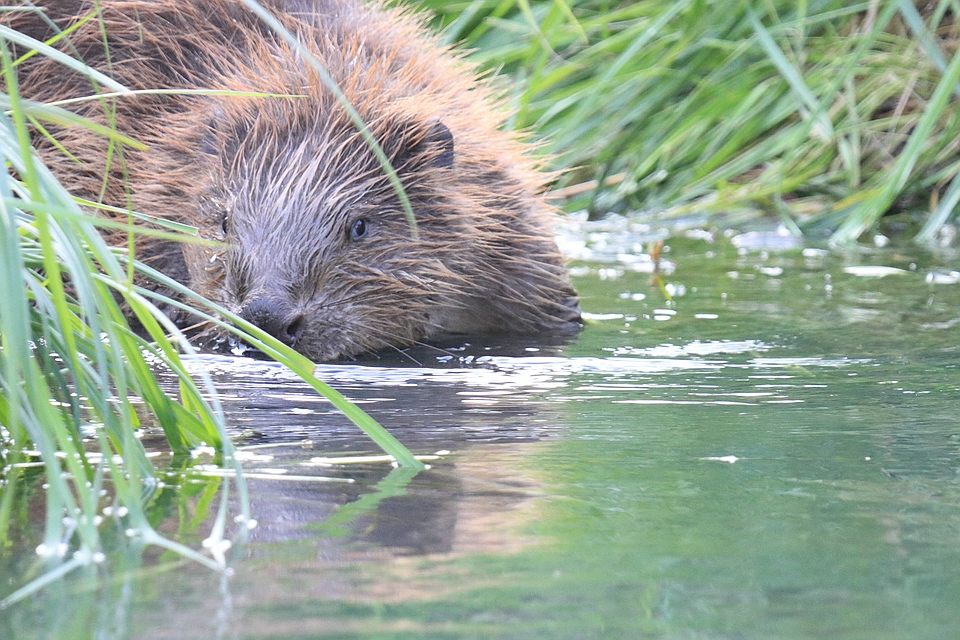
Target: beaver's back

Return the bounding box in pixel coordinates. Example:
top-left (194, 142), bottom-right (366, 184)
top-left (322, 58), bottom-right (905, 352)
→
top-left (8, 0), bottom-right (582, 360)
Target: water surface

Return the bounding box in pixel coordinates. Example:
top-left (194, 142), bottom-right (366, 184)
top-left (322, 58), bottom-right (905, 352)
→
top-left (5, 221), bottom-right (960, 639)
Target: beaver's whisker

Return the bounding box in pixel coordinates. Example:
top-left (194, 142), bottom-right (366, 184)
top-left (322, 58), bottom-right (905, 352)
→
top-left (361, 326), bottom-right (460, 360)
top-left (389, 345), bottom-right (423, 367)
top-left (177, 319), bottom-right (213, 335)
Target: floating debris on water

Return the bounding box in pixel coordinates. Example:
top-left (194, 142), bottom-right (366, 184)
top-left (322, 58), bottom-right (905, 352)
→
top-left (701, 455), bottom-right (739, 464)
top-left (843, 266), bottom-right (907, 277)
top-left (926, 271), bottom-right (960, 284)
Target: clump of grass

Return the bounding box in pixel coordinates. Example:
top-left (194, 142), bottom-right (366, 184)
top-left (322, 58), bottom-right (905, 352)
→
top-left (418, 0), bottom-right (960, 244)
top-left (0, 32), bottom-right (245, 605)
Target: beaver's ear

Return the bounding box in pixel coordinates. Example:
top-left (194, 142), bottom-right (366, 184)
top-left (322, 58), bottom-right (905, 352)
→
top-left (422, 119), bottom-right (454, 169)
top-left (392, 118), bottom-right (454, 171)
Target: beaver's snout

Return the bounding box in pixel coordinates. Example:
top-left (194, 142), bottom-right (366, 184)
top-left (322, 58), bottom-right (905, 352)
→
top-left (239, 297), bottom-right (306, 348)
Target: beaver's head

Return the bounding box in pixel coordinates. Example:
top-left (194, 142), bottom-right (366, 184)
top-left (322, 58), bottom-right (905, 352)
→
top-left (191, 104), bottom-right (462, 361)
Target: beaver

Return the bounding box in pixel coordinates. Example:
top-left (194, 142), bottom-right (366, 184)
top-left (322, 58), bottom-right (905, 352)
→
top-left (6, 0), bottom-right (581, 361)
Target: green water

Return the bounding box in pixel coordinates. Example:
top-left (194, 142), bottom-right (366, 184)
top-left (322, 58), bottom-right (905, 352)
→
top-left (5, 226), bottom-right (960, 638)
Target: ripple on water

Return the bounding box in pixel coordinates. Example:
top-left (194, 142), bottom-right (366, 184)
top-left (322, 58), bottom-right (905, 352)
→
top-left (163, 342), bottom-right (873, 426)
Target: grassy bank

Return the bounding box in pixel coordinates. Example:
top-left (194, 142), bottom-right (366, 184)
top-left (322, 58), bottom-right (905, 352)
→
top-left (416, 0), bottom-right (960, 245)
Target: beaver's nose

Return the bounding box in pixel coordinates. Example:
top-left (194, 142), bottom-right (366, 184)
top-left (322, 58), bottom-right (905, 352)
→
top-left (239, 298), bottom-right (305, 347)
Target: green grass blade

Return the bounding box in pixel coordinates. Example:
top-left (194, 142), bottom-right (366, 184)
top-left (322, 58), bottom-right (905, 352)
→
top-left (834, 35), bottom-right (960, 243)
top-left (0, 23), bottom-right (128, 93)
top-left (916, 168), bottom-right (960, 243)
top-left (748, 8), bottom-right (833, 140)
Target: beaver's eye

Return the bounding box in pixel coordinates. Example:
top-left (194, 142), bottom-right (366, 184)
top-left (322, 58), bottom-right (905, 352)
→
top-left (220, 213), bottom-right (229, 237)
top-left (350, 218), bottom-right (367, 240)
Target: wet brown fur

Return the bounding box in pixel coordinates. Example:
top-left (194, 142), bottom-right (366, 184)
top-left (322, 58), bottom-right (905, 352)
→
top-left (6, 0), bottom-right (581, 360)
